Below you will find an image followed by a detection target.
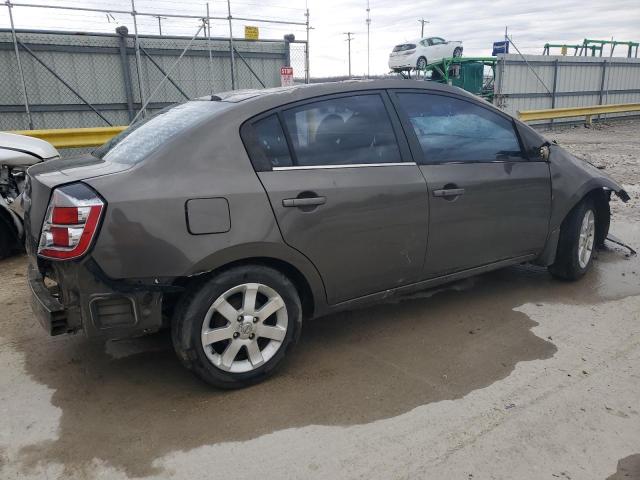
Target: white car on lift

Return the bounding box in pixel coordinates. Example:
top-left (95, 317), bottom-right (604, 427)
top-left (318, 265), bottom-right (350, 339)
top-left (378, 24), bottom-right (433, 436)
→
top-left (0, 133), bottom-right (59, 258)
top-left (389, 37), bottom-right (463, 72)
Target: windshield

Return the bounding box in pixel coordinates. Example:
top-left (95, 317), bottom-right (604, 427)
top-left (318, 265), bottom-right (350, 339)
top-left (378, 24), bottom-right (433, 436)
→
top-left (94, 101), bottom-right (231, 164)
top-left (392, 44), bottom-right (416, 52)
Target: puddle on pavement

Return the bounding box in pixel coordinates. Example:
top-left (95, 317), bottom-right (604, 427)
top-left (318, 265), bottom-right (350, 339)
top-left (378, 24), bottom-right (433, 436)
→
top-left (606, 454), bottom-right (640, 480)
top-left (8, 240), bottom-right (640, 477)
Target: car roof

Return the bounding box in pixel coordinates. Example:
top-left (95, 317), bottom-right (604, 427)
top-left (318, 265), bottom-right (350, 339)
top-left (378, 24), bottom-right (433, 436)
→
top-left (191, 79), bottom-right (501, 125)
top-left (204, 79), bottom-right (474, 105)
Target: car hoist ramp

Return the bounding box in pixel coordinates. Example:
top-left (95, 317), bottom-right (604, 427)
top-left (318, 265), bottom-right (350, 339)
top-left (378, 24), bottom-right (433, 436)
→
top-left (518, 103), bottom-right (640, 123)
top-left (8, 126), bottom-right (126, 149)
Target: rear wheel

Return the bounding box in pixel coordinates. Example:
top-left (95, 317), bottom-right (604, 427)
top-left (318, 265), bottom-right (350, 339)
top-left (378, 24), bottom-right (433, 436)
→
top-left (172, 265), bottom-right (302, 388)
top-left (548, 199), bottom-right (597, 280)
top-left (416, 56), bottom-right (428, 70)
top-left (453, 47), bottom-right (463, 57)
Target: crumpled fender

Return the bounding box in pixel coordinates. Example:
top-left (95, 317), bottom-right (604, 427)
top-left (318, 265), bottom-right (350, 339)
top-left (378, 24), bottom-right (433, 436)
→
top-left (548, 145), bottom-right (628, 233)
top-left (535, 145), bottom-right (629, 266)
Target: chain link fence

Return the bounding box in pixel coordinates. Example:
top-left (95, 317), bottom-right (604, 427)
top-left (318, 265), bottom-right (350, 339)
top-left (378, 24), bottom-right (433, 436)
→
top-left (1, 1), bottom-right (309, 132)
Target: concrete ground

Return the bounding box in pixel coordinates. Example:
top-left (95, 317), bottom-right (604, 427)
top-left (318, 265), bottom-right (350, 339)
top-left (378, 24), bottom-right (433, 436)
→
top-left (1, 119), bottom-right (639, 480)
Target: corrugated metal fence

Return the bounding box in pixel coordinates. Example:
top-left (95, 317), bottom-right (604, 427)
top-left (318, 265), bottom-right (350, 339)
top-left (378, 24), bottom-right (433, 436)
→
top-left (0, 29), bottom-right (304, 131)
top-left (495, 54), bottom-right (640, 124)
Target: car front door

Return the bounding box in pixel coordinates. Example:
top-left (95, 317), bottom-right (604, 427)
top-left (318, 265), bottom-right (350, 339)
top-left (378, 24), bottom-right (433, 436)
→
top-left (390, 90), bottom-right (551, 278)
top-left (243, 92), bottom-right (430, 304)
top-left (428, 38), bottom-right (444, 60)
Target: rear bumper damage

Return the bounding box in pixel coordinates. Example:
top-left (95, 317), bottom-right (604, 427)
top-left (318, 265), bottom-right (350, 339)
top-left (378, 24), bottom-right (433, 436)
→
top-left (28, 258), bottom-right (167, 339)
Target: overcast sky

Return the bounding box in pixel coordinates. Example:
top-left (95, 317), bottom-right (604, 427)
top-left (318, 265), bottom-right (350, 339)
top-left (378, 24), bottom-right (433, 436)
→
top-left (3, 0), bottom-right (640, 77)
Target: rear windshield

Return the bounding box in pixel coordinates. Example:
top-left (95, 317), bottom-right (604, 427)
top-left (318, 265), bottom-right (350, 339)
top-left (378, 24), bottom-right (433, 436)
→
top-left (94, 101), bottom-right (231, 164)
top-left (393, 43), bottom-right (416, 52)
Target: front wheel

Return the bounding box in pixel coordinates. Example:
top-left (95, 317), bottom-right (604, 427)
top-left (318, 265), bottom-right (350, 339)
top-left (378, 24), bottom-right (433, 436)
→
top-left (453, 47), bottom-right (463, 57)
top-left (548, 199), bottom-right (597, 280)
top-left (172, 265), bottom-right (302, 388)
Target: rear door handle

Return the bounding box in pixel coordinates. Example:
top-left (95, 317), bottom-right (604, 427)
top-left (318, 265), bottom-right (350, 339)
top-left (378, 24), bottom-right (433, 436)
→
top-left (432, 188), bottom-right (465, 197)
top-left (282, 196), bottom-right (326, 207)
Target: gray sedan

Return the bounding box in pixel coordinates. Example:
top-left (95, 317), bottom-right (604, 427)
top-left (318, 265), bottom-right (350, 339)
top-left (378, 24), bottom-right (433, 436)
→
top-left (24, 80), bottom-right (629, 388)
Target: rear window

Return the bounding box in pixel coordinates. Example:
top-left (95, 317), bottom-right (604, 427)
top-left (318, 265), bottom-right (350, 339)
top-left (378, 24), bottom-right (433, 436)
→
top-left (94, 101), bottom-right (230, 165)
top-left (393, 44), bottom-right (416, 52)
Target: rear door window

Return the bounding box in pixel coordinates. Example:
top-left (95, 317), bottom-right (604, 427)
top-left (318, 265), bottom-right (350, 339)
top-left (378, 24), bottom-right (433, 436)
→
top-left (251, 115), bottom-right (293, 168)
top-left (281, 94), bottom-right (402, 166)
top-left (395, 92), bottom-right (524, 163)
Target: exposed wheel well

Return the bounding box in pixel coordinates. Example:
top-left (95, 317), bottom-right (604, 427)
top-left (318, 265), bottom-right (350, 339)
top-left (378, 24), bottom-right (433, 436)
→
top-left (167, 257), bottom-right (316, 322)
top-left (0, 207), bottom-right (20, 254)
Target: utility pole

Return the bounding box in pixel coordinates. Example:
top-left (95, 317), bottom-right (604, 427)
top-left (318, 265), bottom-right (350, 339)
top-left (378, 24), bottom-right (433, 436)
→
top-left (153, 15), bottom-right (166, 35)
top-left (366, 0), bottom-right (371, 78)
top-left (418, 17), bottom-right (429, 38)
top-left (344, 32), bottom-right (354, 77)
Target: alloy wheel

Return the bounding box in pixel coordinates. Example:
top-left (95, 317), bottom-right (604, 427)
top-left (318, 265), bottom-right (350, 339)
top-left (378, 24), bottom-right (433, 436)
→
top-left (200, 283), bottom-right (288, 373)
top-left (578, 209), bottom-right (595, 269)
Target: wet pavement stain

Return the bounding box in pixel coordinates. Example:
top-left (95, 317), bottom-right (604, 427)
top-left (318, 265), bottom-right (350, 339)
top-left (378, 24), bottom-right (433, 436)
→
top-left (3, 240), bottom-right (639, 477)
top-left (607, 454), bottom-right (640, 480)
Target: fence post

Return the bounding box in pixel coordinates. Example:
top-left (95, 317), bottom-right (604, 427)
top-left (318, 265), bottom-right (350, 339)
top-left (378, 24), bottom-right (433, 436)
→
top-left (305, 8), bottom-right (310, 83)
top-left (116, 26), bottom-right (135, 122)
top-left (598, 59), bottom-right (608, 105)
top-left (227, 0), bottom-right (236, 90)
top-left (550, 59), bottom-right (558, 129)
top-left (598, 59), bottom-right (608, 122)
top-left (206, 2), bottom-right (214, 95)
top-left (6, 0), bottom-right (34, 129)
top-left (495, 54), bottom-right (505, 109)
top-left (131, 0), bottom-right (147, 118)
top-left (284, 36), bottom-right (291, 68)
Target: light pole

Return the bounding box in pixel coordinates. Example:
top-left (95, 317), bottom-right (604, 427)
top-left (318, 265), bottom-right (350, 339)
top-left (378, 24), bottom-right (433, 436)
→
top-left (366, 0), bottom-right (370, 78)
top-left (418, 17), bottom-right (429, 38)
top-left (344, 32), bottom-right (354, 77)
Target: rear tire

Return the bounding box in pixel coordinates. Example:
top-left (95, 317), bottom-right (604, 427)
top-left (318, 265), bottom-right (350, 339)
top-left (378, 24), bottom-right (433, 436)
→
top-left (416, 56), bottom-right (427, 70)
top-left (548, 199), bottom-right (597, 281)
top-left (172, 265), bottom-right (302, 389)
top-left (453, 47), bottom-right (463, 57)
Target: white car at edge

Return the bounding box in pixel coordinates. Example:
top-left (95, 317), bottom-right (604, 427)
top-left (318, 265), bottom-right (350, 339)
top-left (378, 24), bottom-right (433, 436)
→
top-left (389, 37), bottom-right (463, 72)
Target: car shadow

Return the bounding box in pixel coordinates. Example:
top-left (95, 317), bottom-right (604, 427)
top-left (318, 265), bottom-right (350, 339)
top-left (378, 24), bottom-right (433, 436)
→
top-left (12, 244), bottom-right (640, 477)
top-left (606, 454), bottom-right (640, 480)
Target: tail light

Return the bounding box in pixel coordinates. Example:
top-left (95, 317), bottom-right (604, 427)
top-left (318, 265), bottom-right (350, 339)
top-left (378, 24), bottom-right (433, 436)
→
top-left (38, 183), bottom-right (105, 260)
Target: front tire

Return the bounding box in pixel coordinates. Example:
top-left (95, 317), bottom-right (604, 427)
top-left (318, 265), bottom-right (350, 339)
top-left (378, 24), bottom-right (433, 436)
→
top-left (172, 265), bottom-right (302, 389)
top-left (548, 199), bottom-right (597, 280)
top-left (453, 47), bottom-right (463, 57)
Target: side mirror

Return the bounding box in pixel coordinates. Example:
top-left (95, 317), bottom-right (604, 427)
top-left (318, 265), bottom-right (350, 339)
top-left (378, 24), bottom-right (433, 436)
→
top-left (539, 144), bottom-right (550, 162)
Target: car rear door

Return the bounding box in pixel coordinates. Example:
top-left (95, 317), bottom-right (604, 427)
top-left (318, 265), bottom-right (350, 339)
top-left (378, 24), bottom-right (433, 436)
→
top-left (242, 92), bottom-right (430, 305)
top-left (389, 90), bottom-right (551, 278)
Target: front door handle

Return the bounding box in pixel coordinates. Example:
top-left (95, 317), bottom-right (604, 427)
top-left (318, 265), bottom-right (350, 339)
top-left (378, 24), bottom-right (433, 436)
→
top-left (432, 188), bottom-right (465, 197)
top-left (282, 196), bottom-right (326, 207)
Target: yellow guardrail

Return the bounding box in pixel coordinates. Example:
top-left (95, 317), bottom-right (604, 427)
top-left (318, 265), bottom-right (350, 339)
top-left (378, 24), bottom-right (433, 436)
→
top-left (9, 102), bottom-right (640, 147)
top-left (10, 126), bottom-right (127, 149)
top-left (518, 103), bottom-right (640, 123)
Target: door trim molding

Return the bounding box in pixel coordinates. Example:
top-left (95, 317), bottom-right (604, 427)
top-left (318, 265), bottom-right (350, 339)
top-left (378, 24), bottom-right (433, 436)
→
top-left (272, 162), bottom-right (416, 171)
